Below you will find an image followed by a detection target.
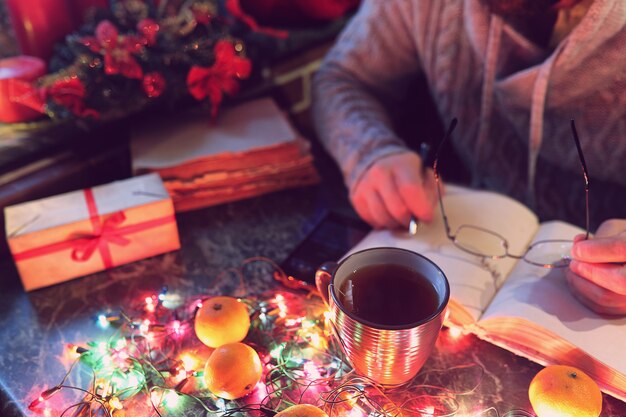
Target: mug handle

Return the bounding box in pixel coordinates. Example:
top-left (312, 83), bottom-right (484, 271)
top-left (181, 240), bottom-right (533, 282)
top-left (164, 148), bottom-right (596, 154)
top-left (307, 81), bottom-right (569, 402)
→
top-left (315, 261), bottom-right (352, 361)
top-left (315, 261), bottom-right (338, 307)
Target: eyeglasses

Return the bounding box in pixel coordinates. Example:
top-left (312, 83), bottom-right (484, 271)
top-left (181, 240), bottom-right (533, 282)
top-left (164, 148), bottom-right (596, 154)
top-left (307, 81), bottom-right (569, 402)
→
top-left (433, 118), bottom-right (590, 268)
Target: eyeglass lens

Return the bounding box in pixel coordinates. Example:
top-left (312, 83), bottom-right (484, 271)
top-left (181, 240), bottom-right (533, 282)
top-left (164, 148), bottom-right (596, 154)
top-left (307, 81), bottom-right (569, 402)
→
top-left (433, 119), bottom-right (589, 268)
top-left (524, 240), bottom-right (573, 268)
top-left (453, 225), bottom-right (508, 258)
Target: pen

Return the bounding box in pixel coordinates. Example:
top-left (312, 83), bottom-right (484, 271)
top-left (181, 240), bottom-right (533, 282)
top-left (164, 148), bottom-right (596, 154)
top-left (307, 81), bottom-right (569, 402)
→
top-left (408, 142), bottom-right (431, 235)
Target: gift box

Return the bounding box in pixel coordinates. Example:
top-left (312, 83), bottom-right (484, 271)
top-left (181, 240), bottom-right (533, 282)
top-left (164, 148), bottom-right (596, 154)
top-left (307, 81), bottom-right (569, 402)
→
top-left (5, 173), bottom-right (181, 291)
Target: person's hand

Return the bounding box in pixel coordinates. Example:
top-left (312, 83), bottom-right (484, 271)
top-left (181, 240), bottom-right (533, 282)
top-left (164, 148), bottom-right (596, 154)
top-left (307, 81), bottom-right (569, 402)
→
top-left (350, 151), bottom-right (438, 229)
top-left (566, 219), bottom-right (626, 315)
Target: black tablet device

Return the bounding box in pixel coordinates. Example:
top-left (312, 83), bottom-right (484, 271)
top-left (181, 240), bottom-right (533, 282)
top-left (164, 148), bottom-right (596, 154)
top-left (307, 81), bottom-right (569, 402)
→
top-left (280, 211), bottom-right (371, 284)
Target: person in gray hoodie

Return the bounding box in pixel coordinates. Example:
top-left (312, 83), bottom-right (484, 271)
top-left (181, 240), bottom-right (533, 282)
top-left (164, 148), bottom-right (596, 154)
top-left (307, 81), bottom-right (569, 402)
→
top-left (312, 0), bottom-right (626, 314)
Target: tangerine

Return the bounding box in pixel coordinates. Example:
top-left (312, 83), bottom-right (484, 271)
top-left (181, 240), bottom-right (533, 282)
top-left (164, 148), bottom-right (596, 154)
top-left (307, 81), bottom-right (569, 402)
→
top-left (195, 296), bottom-right (250, 348)
top-left (203, 342), bottom-right (262, 400)
top-left (275, 404), bottom-right (329, 417)
top-left (529, 365), bottom-right (602, 417)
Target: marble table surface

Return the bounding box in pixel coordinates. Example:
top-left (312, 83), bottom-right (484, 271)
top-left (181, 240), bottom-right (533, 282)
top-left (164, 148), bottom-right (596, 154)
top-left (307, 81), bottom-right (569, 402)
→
top-left (0, 183), bottom-right (624, 417)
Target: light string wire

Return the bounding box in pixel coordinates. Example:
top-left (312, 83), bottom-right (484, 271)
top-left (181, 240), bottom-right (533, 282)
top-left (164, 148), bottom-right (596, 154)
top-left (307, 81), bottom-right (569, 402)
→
top-left (27, 257), bottom-right (530, 417)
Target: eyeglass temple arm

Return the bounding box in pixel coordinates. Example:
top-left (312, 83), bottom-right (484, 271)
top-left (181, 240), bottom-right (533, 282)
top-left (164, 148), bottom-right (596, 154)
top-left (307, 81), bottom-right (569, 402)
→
top-left (433, 118), bottom-right (458, 239)
top-left (434, 161), bottom-right (453, 238)
top-left (570, 120), bottom-right (590, 240)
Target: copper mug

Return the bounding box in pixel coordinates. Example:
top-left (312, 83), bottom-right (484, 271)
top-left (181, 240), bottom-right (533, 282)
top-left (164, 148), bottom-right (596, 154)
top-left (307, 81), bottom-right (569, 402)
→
top-left (315, 247), bottom-right (450, 386)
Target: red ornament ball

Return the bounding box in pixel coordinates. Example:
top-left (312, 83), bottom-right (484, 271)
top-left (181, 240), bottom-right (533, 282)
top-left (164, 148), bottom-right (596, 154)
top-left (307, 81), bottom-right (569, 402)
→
top-left (137, 19), bottom-right (160, 46)
top-left (142, 72), bottom-right (166, 98)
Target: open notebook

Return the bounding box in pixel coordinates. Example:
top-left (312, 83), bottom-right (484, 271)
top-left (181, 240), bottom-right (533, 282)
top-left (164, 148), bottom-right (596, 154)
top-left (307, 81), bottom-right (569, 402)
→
top-left (346, 185), bottom-right (626, 402)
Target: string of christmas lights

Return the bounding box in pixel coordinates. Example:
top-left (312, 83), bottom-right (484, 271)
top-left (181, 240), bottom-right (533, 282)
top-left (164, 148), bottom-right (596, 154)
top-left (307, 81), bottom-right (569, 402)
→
top-left (27, 258), bottom-right (533, 417)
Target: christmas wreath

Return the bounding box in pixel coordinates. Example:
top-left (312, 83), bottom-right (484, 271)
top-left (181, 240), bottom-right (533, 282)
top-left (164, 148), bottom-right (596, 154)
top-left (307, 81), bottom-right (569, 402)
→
top-left (11, 0), bottom-right (253, 122)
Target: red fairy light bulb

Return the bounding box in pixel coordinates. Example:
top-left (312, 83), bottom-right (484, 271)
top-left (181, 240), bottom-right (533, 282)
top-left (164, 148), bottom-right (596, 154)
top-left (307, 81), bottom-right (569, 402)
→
top-left (29, 396), bottom-right (45, 410)
top-left (174, 378), bottom-right (188, 391)
top-left (139, 319), bottom-right (151, 333)
top-left (145, 296), bottom-right (156, 313)
top-left (171, 320), bottom-right (182, 335)
top-left (28, 386), bottom-right (60, 409)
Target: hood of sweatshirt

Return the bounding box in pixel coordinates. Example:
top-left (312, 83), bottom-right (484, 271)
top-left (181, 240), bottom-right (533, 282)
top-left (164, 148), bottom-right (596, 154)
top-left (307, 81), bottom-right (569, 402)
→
top-left (462, 0), bottom-right (626, 203)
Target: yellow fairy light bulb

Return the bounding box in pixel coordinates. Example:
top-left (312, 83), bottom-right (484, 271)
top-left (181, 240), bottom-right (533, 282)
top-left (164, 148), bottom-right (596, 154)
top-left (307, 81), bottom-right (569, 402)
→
top-left (109, 397), bottom-right (123, 410)
top-left (179, 353), bottom-right (199, 372)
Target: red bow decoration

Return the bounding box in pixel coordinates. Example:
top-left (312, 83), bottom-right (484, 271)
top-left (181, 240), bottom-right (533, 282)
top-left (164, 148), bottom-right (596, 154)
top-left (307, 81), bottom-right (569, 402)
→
top-left (186, 40), bottom-right (252, 119)
top-left (71, 211), bottom-right (131, 268)
top-left (9, 76), bottom-right (99, 118)
top-left (81, 20), bottom-right (144, 79)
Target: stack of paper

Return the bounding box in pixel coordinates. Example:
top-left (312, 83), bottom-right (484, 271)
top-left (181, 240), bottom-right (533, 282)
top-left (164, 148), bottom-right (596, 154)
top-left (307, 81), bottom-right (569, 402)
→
top-left (131, 98), bottom-right (320, 212)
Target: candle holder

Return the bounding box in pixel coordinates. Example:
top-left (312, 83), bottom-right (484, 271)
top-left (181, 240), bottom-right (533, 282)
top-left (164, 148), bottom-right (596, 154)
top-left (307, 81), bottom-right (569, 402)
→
top-left (0, 55), bottom-right (46, 123)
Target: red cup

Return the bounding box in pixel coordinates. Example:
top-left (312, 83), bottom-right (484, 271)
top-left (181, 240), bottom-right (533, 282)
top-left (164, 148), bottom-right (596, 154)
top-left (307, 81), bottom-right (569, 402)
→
top-left (0, 56), bottom-right (46, 123)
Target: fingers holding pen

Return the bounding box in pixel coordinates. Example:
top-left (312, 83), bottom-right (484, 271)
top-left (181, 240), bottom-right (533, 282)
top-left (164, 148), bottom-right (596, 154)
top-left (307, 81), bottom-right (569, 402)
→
top-left (351, 166), bottom-right (407, 229)
top-left (567, 218), bottom-right (626, 314)
top-left (350, 151), bottom-right (438, 229)
top-left (571, 235), bottom-right (626, 264)
top-left (395, 165), bottom-right (437, 223)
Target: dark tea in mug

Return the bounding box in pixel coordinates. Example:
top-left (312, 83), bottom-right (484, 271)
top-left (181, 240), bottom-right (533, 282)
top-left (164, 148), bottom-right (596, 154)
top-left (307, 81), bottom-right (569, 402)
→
top-left (318, 247), bottom-right (450, 385)
top-left (337, 263), bottom-right (439, 326)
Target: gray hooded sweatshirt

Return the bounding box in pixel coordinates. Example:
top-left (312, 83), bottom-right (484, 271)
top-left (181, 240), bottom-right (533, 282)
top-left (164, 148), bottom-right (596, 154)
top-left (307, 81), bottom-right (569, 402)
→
top-left (312, 0), bottom-right (626, 227)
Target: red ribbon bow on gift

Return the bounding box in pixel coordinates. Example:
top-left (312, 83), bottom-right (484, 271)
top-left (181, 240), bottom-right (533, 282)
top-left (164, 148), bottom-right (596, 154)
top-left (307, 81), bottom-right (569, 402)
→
top-left (71, 210), bottom-right (131, 267)
top-left (12, 188), bottom-right (176, 270)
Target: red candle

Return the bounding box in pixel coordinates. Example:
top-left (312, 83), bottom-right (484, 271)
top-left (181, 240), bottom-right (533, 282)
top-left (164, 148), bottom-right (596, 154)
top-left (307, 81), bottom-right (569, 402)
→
top-left (6, 0), bottom-right (77, 61)
top-left (0, 56), bottom-right (46, 123)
